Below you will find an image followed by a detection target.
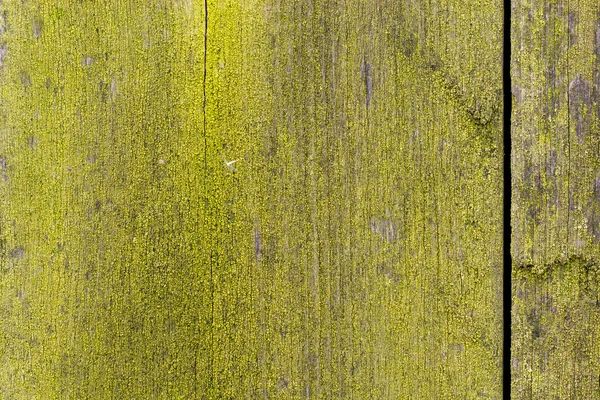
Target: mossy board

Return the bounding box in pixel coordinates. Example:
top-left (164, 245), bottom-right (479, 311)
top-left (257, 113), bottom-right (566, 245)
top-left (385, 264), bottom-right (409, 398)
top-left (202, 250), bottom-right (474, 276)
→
top-left (512, 0), bottom-right (600, 397)
top-left (0, 0), bottom-right (503, 398)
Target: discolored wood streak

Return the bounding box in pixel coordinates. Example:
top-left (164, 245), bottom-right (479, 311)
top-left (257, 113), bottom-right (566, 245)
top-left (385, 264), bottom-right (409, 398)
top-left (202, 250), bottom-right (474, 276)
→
top-left (0, 0), bottom-right (502, 398)
top-left (512, 0), bottom-right (600, 397)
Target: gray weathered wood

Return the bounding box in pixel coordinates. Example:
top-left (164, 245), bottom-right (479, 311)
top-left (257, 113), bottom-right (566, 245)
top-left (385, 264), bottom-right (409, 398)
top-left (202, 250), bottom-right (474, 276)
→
top-left (512, 0), bottom-right (600, 397)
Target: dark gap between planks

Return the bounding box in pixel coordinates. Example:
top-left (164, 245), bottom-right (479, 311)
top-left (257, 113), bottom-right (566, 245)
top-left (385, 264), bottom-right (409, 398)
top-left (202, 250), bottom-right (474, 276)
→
top-left (502, 0), bottom-right (512, 397)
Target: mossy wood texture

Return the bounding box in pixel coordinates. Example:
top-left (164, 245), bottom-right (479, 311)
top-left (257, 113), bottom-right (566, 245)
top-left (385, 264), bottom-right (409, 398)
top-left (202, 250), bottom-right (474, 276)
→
top-left (1, 0), bottom-right (503, 398)
top-left (512, 0), bottom-right (600, 397)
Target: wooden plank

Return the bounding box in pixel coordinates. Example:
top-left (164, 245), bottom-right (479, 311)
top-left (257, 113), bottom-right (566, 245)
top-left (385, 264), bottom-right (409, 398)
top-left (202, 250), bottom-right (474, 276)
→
top-left (1, 0), bottom-right (503, 397)
top-left (512, 0), bottom-right (600, 397)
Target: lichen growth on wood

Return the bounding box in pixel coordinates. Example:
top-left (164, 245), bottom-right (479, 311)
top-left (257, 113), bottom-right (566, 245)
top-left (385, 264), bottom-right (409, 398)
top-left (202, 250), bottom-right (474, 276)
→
top-left (512, 0), bottom-right (600, 397)
top-left (1, 0), bottom-right (503, 398)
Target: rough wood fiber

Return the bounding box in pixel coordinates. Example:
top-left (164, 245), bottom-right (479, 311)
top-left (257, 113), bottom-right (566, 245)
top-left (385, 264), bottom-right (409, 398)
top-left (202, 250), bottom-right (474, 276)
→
top-left (512, 0), bottom-right (600, 397)
top-left (1, 0), bottom-right (503, 398)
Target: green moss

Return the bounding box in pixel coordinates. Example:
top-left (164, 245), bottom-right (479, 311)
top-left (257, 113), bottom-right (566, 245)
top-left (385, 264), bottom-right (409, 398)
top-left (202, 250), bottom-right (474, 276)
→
top-left (1, 0), bottom-right (503, 398)
top-left (512, 257), bottom-right (600, 398)
top-left (512, 1), bottom-right (600, 397)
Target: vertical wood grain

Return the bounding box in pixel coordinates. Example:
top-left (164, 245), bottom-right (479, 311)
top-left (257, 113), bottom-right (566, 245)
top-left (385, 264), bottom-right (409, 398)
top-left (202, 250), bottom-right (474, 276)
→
top-left (512, 0), bottom-right (600, 397)
top-left (0, 0), bottom-right (503, 398)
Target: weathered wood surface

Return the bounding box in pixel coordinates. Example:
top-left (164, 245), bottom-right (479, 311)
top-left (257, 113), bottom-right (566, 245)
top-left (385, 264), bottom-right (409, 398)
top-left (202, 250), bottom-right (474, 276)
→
top-left (1, 0), bottom-right (503, 398)
top-left (512, 0), bottom-right (600, 397)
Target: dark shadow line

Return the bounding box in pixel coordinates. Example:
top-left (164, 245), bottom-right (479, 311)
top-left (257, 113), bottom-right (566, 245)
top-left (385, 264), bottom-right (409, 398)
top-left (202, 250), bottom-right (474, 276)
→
top-left (503, 0), bottom-right (512, 398)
